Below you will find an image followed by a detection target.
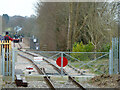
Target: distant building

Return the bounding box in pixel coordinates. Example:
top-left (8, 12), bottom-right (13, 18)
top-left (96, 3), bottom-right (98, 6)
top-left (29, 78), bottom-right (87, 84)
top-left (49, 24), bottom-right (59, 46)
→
top-left (0, 16), bottom-right (2, 35)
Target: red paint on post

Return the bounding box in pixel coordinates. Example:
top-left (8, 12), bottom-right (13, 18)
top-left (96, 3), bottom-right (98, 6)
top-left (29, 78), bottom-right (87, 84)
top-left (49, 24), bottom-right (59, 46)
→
top-left (26, 67), bottom-right (33, 70)
top-left (56, 57), bottom-right (68, 67)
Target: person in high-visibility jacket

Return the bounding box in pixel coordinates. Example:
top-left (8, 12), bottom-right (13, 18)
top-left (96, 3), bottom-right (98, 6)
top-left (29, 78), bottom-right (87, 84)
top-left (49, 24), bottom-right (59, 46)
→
top-left (4, 32), bottom-right (13, 61)
top-left (4, 32), bottom-right (13, 48)
top-left (4, 32), bottom-right (13, 41)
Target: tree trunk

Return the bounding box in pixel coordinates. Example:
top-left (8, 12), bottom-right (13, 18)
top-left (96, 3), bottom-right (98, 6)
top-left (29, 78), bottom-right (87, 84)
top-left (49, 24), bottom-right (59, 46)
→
top-left (67, 2), bottom-right (73, 51)
top-left (94, 34), bottom-right (97, 59)
top-left (94, 44), bottom-right (97, 59)
top-left (72, 3), bottom-right (80, 45)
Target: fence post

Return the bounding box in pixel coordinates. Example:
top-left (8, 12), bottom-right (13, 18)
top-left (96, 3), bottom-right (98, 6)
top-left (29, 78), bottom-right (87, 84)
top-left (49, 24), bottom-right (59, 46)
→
top-left (6, 44), bottom-right (8, 76)
top-left (61, 52), bottom-right (63, 76)
top-left (9, 48), bottom-right (11, 76)
top-left (2, 45), bottom-right (3, 76)
top-left (12, 47), bottom-right (15, 82)
top-left (112, 38), bottom-right (114, 74)
top-left (2, 46), bottom-right (5, 76)
top-left (119, 37), bottom-right (120, 73)
top-left (116, 38), bottom-right (119, 74)
top-left (0, 44), bottom-right (2, 75)
top-left (109, 50), bottom-right (113, 75)
top-left (114, 38), bottom-right (118, 74)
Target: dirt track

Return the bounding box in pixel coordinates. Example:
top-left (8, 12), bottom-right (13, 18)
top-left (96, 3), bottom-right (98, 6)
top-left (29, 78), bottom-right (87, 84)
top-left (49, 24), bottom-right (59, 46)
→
top-left (86, 74), bottom-right (119, 88)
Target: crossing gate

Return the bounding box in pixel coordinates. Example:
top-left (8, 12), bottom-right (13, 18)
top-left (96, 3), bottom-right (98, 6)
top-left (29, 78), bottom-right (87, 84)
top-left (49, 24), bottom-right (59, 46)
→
top-left (0, 40), bottom-right (15, 81)
top-left (10, 38), bottom-right (119, 76)
top-left (41, 38), bottom-right (119, 75)
top-left (38, 51), bottom-right (109, 75)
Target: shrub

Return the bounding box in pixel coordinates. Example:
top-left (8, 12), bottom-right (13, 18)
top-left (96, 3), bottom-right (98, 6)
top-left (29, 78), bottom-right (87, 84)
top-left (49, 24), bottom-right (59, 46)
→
top-left (100, 43), bottom-right (110, 52)
top-left (71, 41), bottom-right (94, 61)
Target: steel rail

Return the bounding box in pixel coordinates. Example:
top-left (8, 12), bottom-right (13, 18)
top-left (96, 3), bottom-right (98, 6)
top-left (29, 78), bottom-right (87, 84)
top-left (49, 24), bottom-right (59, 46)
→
top-left (18, 52), bottom-right (55, 89)
top-left (43, 57), bottom-right (85, 89)
top-left (44, 76), bottom-right (55, 90)
top-left (68, 76), bottom-right (86, 90)
top-left (18, 53), bottom-right (45, 75)
top-left (19, 49), bottom-right (86, 89)
top-left (18, 49), bottom-right (67, 75)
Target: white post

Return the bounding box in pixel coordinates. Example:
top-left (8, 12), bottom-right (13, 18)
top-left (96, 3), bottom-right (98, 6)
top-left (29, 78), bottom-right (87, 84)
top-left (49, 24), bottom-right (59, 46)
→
top-left (12, 47), bottom-right (15, 81)
top-left (2, 47), bottom-right (5, 76)
top-left (61, 52), bottom-right (63, 76)
top-left (6, 47), bottom-right (8, 75)
top-left (109, 50), bottom-right (112, 75)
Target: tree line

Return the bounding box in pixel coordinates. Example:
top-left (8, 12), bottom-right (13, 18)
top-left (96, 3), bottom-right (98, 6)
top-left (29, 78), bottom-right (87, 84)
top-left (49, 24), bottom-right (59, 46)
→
top-left (2, 2), bottom-right (118, 51)
top-left (35, 2), bottom-right (118, 51)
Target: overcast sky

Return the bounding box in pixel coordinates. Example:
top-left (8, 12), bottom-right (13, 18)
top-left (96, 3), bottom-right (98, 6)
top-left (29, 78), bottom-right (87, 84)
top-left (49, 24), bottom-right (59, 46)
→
top-left (0, 0), bottom-right (38, 17)
top-left (0, 0), bottom-right (117, 17)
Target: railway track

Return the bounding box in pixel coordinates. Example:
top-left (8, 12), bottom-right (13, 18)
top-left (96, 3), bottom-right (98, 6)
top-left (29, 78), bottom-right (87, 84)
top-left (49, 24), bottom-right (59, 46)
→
top-left (18, 52), bottom-right (55, 89)
top-left (18, 49), bottom-right (67, 75)
top-left (17, 49), bottom-right (85, 89)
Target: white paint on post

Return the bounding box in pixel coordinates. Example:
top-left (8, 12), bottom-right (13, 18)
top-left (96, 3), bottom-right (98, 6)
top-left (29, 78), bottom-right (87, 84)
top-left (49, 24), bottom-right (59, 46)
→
top-left (61, 52), bottom-right (63, 76)
top-left (34, 57), bottom-right (43, 62)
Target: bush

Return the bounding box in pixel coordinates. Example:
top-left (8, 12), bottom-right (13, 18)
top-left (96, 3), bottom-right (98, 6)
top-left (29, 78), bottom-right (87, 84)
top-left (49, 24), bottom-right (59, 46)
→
top-left (99, 43), bottom-right (110, 52)
top-left (71, 41), bottom-right (94, 61)
top-left (71, 41), bottom-right (110, 61)
top-left (72, 41), bottom-right (94, 52)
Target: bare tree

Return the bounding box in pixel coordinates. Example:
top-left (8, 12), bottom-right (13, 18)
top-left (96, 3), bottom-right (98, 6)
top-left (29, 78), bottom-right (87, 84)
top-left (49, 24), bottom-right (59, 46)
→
top-left (35, 2), bottom-right (118, 51)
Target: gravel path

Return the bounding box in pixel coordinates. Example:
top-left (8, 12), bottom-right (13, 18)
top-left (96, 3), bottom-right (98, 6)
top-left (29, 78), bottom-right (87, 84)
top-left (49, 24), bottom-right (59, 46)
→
top-left (17, 51), bottom-right (60, 75)
top-left (52, 80), bottom-right (79, 88)
top-left (15, 55), bottom-right (39, 75)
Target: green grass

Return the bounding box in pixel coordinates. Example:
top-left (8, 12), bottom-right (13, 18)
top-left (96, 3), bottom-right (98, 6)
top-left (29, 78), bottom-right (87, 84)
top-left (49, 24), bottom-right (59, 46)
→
top-left (59, 82), bottom-right (65, 84)
top-left (75, 77), bottom-right (79, 82)
top-left (69, 58), bottom-right (109, 75)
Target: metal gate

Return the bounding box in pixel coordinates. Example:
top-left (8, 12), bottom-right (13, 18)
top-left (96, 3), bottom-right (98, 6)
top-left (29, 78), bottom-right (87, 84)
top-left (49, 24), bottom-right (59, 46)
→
top-left (109, 37), bottom-right (120, 74)
top-left (38, 51), bottom-right (109, 75)
top-left (0, 40), bottom-right (15, 81)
